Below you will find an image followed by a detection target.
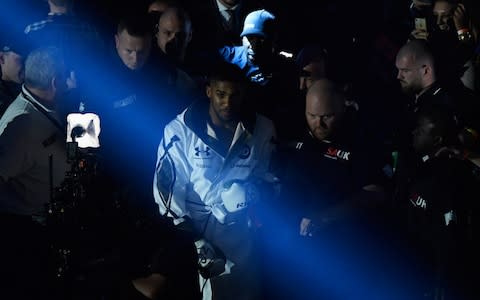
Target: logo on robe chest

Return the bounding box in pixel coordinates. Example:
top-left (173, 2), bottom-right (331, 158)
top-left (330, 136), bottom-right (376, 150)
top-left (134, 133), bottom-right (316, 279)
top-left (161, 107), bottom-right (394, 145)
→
top-left (324, 147), bottom-right (351, 161)
top-left (194, 146), bottom-right (211, 158)
top-left (238, 145), bottom-right (251, 159)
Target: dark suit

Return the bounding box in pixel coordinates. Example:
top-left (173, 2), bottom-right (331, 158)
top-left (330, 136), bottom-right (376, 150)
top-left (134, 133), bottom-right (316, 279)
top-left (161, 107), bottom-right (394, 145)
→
top-left (187, 0), bottom-right (262, 51)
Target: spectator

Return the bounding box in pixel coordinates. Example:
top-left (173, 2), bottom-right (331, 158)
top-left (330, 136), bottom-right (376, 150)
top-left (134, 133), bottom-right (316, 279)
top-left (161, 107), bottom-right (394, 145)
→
top-left (408, 0), bottom-right (478, 91)
top-left (0, 34), bottom-right (27, 116)
top-left (408, 0), bottom-right (435, 41)
top-left (431, 0), bottom-right (478, 90)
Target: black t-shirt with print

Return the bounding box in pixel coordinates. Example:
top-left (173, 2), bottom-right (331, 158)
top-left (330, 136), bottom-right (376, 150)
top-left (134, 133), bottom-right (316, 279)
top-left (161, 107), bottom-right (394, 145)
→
top-left (274, 111), bottom-right (388, 225)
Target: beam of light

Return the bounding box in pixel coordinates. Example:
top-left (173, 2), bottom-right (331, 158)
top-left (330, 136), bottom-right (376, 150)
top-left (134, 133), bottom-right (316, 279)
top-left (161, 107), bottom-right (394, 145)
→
top-left (1, 2), bottom-right (435, 299)
top-left (258, 196), bottom-right (424, 300)
top-left (0, 0), bottom-right (47, 35)
top-left (1, 0), bottom-right (191, 204)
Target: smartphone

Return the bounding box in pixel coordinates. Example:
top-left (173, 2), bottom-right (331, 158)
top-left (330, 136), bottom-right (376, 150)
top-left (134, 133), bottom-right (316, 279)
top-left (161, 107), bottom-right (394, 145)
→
top-left (415, 17), bottom-right (427, 31)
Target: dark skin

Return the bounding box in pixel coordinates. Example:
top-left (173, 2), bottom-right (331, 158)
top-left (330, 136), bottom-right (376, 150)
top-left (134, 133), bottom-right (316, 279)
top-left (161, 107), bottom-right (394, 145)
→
top-left (412, 115), bottom-right (442, 155)
top-left (207, 79), bottom-right (244, 133)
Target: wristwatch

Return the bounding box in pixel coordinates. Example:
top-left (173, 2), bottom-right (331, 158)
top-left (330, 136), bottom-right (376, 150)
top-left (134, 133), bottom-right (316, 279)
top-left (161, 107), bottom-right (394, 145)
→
top-left (458, 28), bottom-right (473, 42)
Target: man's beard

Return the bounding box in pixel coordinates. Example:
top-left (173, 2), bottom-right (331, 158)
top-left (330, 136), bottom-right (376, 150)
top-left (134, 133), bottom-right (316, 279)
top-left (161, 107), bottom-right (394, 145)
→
top-left (400, 81), bottom-right (422, 96)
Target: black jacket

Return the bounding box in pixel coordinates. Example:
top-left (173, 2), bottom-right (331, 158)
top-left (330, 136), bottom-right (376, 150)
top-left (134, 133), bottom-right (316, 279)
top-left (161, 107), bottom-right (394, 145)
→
top-left (0, 80), bottom-right (21, 117)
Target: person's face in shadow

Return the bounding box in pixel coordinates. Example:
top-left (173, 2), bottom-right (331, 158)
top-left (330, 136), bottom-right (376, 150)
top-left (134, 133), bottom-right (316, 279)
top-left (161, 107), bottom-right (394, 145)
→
top-left (115, 29), bottom-right (152, 71)
top-left (156, 12), bottom-right (191, 62)
top-left (0, 51), bottom-right (24, 84)
top-left (242, 35), bottom-right (272, 65)
top-left (433, 0), bottom-right (455, 31)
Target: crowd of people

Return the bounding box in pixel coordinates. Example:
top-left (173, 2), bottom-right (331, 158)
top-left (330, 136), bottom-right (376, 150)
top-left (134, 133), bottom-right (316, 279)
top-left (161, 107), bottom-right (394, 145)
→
top-left (0, 0), bottom-right (479, 299)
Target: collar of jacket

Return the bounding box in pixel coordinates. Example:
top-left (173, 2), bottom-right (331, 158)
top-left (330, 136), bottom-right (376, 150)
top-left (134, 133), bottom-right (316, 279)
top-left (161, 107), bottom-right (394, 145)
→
top-left (415, 81), bottom-right (442, 102)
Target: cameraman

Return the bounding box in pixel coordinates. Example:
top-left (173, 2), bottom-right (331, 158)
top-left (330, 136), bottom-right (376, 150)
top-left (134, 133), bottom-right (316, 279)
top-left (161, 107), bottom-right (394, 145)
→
top-left (0, 47), bottom-right (70, 299)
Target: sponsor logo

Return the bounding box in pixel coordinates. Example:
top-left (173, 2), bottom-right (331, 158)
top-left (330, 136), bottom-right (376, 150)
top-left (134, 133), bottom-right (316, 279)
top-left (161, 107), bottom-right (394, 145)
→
top-left (409, 193), bottom-right (427, 210)
top-left (238, 145), bottom-right (251, 159)
top-left (324, 147), bottom-right (350, 161)
top-left (195, 163), bottom-right (211, 168)
top-left (236, 202), bottom-right (248, 209)
top-left (234, 164), bottom-right (251, 168)
top-left (195, 146), bottom-right (211, 158)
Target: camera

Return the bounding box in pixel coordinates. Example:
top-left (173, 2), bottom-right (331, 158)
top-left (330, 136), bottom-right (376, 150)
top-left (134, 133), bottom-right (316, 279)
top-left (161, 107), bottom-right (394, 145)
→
top-left (46, 112), bottom-right (105, 281)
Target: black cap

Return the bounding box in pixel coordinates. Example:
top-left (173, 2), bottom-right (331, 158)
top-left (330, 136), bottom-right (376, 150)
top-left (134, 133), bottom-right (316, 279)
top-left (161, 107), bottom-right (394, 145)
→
top-left (1, 30), bottom-right (30, 56)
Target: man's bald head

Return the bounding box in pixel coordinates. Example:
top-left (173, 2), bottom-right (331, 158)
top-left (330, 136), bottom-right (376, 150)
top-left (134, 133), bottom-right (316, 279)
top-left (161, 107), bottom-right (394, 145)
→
top-left (156, 6), bottom-right (192, 61)
top-left (397, 40), bottom-right (435, 69)
top-left (307, 79), bottom-right (345, 114)
top-left (148, 0), bottom-right (173, 14)
top-left (305, 79), bottom-right (345, 141)
top-left (395, 40), bottom-right (436, 96)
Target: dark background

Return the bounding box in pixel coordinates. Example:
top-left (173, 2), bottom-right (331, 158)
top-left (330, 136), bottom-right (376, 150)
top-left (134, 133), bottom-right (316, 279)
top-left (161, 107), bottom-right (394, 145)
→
top-left (3, 0), bottom-right (479, 58)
